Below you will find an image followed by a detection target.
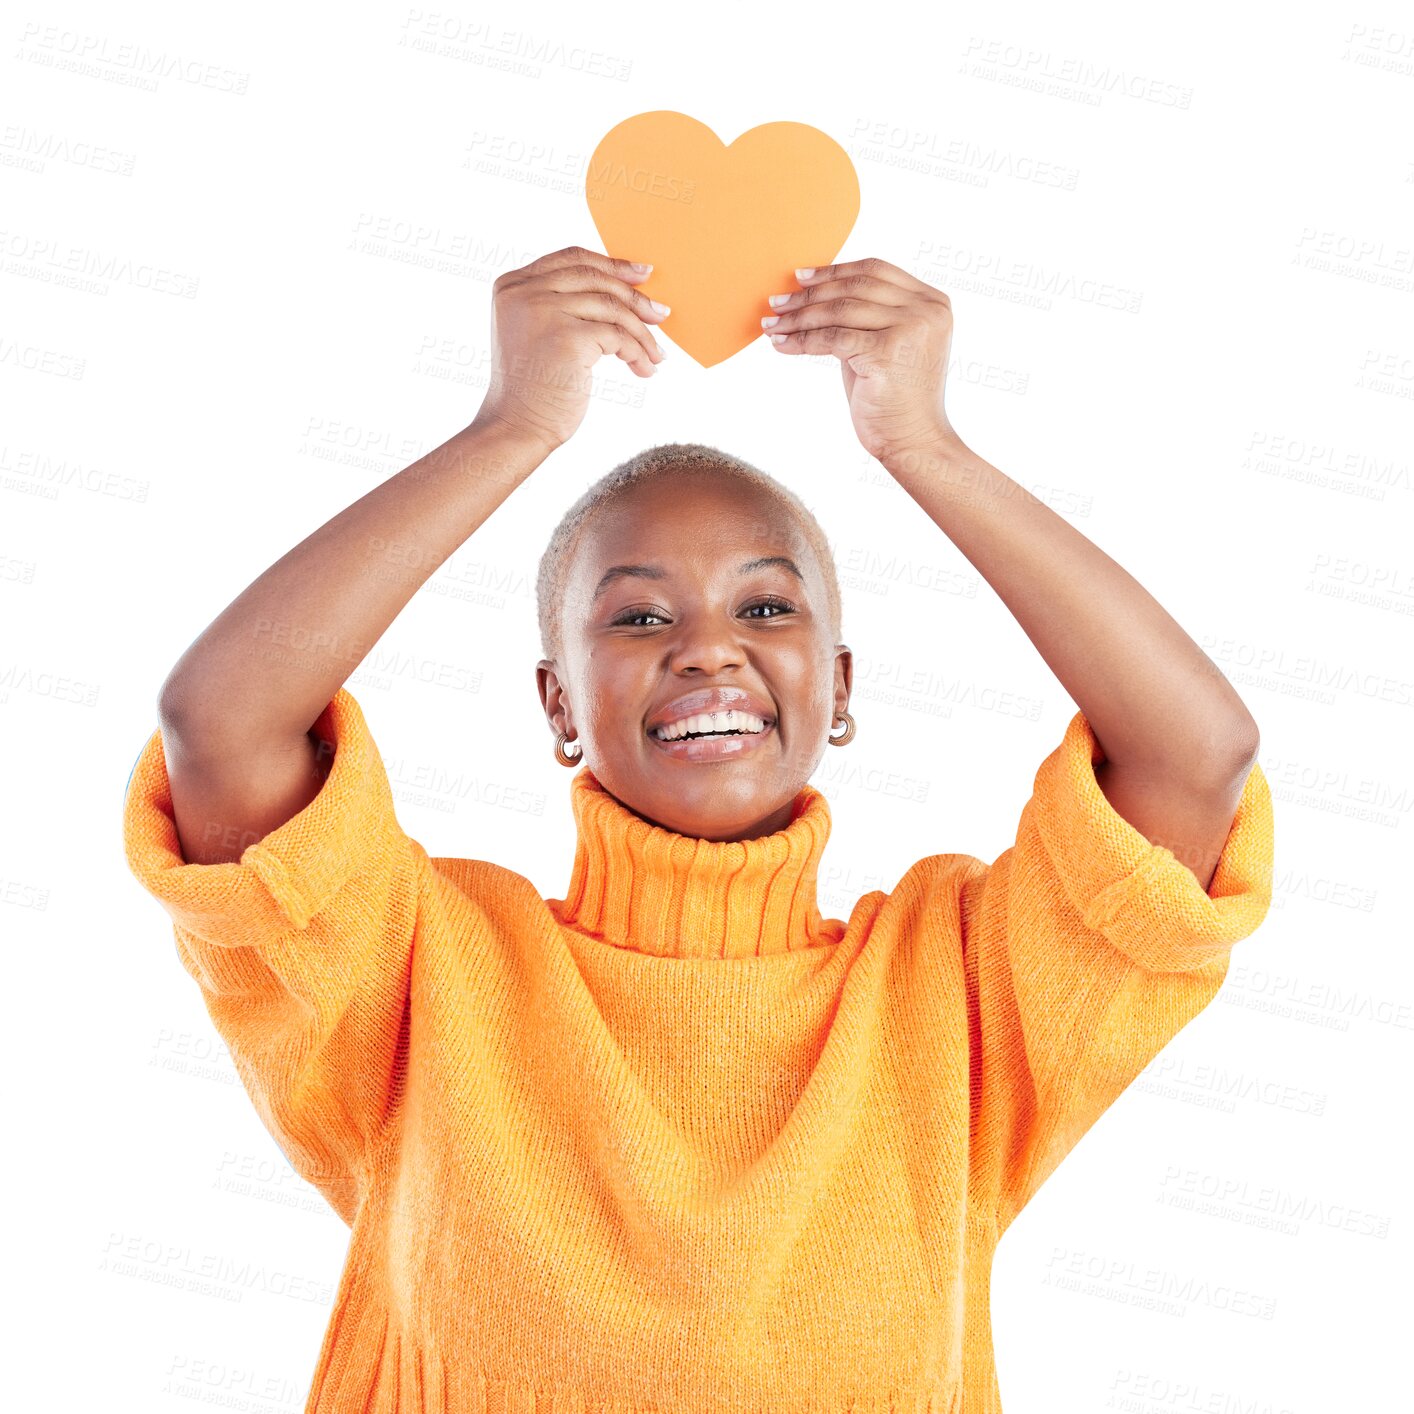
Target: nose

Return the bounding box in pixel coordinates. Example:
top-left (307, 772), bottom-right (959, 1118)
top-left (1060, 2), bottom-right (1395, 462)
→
top-left (665, 615), bottom-right (747, 675)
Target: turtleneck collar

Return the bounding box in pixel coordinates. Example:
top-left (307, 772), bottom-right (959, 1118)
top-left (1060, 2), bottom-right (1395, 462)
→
top-left (552, 764), bottom-right (835, 960)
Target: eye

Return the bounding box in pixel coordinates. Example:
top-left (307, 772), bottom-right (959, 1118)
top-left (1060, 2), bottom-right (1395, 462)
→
top-left (611, 607), bottom-right (669, 627)
top-left (743, 595), bottom-right (797, 619)
top-left (609, 596), bottom-right (799, 628)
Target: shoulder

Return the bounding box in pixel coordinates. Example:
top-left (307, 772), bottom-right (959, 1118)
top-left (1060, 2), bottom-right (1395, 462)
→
top-left (893, 850), bottom-right (989, 897)
top-left (421, 852), bottom-right (549, 926)
top-left (865, 850), bottom-right (991, 940)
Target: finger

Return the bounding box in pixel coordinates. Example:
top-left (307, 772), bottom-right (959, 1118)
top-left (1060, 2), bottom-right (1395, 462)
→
top-left (517, 247), bottom-right (664, 332)
top-left (762, 297), bottom-right (898, 341)
top-left (524, 245), bottom-right (656, 285)
top-left (794, 256), bottom-right (943, 300)
top-left (562, 313), bottom-right (656, 378)
top-left (529, 263), bottom-right (672, 338)
top-left (551, 289), bottom-right (663, 372)
top-left (771, 273), bottom-right (913, 319)
top-left (603, 326), bottom-right (659, 378)
top-left (765, 323), bottom-right (889, 360)
top-left (769, 277), bottom-right (910, 337)
top-left (556, 288), bottom-right (665, 367)
top-left (496, 247), bottom-right (651, 304)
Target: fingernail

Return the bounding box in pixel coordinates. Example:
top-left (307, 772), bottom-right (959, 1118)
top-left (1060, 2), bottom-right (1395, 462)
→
top-left (650, 300), bottom-right (671, 315)
top-left (795, 267), bottom-right (816, 281)
top-left (767, 293), bottom-right (791, 308)
top-left (631, 262), bottom-right (653, 273)
top-left (761, 315), bottom-right (779, 328)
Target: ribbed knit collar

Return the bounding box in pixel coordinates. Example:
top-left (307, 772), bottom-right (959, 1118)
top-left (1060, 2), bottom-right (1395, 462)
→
top-left (555, 765), bottom-right (834, 959)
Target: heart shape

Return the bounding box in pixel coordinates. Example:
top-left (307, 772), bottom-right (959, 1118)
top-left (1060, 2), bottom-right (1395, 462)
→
top-left (585, 111), bottom-right (860, 368)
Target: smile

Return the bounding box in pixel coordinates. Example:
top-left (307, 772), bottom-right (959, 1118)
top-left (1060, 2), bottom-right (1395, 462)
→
top-left (647, 713), bottom-right (776, 761)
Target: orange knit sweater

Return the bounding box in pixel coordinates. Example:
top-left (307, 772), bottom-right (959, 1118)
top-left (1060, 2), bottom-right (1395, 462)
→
top-left (122, 687), bottom-right (1274, 1414)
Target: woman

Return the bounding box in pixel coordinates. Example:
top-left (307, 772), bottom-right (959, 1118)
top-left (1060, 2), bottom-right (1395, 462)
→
top-left (123, 246), bottom-right (1274, 1413)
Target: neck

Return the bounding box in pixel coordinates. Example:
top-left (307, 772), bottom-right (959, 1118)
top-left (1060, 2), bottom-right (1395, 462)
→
top-left (552, 766), bottom-right (835, 960)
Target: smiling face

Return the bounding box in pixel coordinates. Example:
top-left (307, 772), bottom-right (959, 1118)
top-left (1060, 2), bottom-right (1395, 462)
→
top-left (536, 471), bottom-right (852, 842)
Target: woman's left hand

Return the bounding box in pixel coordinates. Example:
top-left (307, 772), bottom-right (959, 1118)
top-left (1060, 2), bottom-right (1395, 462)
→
top-left (761, 257), bottom-right (958, 464)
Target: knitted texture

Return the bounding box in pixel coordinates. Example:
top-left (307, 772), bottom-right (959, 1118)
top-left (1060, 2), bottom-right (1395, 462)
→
top-left (122, 687), bottom-right (1275, 1414)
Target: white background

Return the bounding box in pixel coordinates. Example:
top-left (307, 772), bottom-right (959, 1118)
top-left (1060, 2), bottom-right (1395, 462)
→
top-left (5, 1), bottom-right (1409, 1409)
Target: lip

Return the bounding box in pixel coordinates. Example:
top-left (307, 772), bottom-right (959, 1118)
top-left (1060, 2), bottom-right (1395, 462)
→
top-left (645, 685), bottom-right (777, 762)
top-left (648, 719), bottom-right (776, 762)
top-left (645, 686), bottom-right (777, 735)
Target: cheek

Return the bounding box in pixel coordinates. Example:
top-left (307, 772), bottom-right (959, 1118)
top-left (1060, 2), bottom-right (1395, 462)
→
top-left (776, 653), bottom-right (833, 715)
top-left (582, 662), bottom-right (652, 727)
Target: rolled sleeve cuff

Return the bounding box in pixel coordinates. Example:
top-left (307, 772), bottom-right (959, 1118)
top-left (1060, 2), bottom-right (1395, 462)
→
top-left (1031, 711), bottom-right (1275, 973)
top-left (121, 688), bottom-right (402, 950)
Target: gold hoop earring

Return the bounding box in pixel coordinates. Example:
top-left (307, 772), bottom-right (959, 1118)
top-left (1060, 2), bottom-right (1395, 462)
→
top-left (828, 710), bottom-right (856, 746)
top-left (554, 731), bottom-right (583, 767)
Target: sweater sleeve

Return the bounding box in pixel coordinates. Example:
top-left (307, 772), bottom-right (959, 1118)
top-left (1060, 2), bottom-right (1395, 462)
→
top-left (960, 710), bottom-right (1275, 1232)
top-left (121, 687), bottom-right (422, 1225)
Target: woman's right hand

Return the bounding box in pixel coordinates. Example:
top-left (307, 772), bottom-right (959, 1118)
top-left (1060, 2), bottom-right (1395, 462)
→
top-left (471, 246), bottom-right (669, 455)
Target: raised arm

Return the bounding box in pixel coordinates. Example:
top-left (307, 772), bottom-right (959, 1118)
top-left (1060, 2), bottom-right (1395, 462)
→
top-left (158, 414), bottom-right (546, 754)
top-left (758, 256), bottom-right (1260, 890)
top-left (879, 432), bottom-right (1259, 891)
top-left (156, 413), bottom-right (546, 865)
top-left (157, 246), bottom-right (668, 865)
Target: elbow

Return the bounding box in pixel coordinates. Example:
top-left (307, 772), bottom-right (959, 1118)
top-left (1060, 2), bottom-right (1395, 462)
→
top-left (1179, 715), bottom-right (1260, 795)
top-left (156, 678), bottom-right (192, 735)
top-left (155, 685), bottom-right (182, 735)
top-left (156, 677), bottom-right (217, 746)
top-left (1215, 718), bottom-right (1260, 792)
top-left (1228, 717), bottom-right (1261, 770)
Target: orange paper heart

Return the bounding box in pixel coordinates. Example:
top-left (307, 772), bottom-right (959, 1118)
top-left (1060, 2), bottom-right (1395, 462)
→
top-left (585, 112), bottom-right (860, 368)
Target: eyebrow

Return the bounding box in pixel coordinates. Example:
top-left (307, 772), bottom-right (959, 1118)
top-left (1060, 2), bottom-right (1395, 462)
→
top-left (591, 556), bottom-right (805, 601)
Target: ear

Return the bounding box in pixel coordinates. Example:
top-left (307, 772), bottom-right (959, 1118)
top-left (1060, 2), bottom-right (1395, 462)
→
top-left (536, 659), bottom-right (572, 735)
top-left (833, 643), bottom-right (853, 719)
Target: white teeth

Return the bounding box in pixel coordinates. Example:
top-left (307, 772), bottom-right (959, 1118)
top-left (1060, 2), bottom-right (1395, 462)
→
top-left (652, 709), bottom-right (768, 741)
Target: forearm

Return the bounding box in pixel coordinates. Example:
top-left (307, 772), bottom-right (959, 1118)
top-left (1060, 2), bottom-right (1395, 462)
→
top-left (882, 435), bottom-right (1259, 781)
top-left (158, 415), bottom-right (551, 749)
